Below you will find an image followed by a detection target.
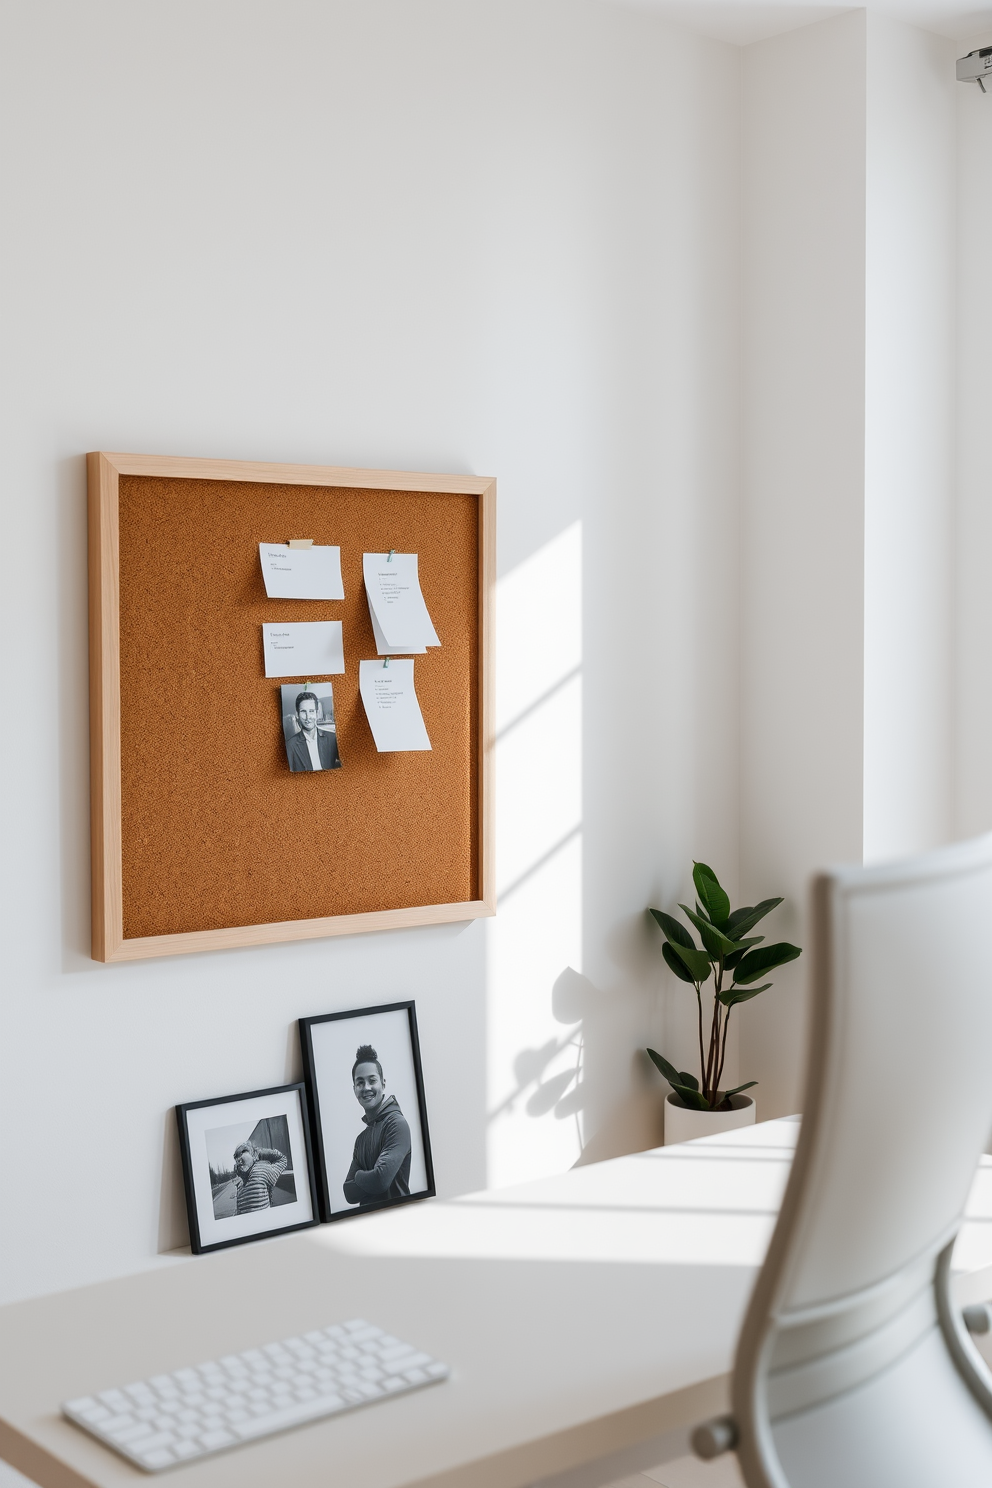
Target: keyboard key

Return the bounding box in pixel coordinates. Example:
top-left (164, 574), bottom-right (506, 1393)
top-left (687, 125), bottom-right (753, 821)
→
top-left (98, 1390), bottom-right (128, 1409)
top-left (199, 1428), bottom-right (235, 1449)
top-left (139, 1449), bottom-right (176, 1469)
top-left (107, 1422), bottom-right (153, 1444)
top-left (103, 1413), bottom-right (135, 1433)
top-left (384, 1352), bottom-right (430, 1374)
top-left (127, 1430), bottom-right (176, 1453)
top-left (75, 1404), bottom-right (111, 1423)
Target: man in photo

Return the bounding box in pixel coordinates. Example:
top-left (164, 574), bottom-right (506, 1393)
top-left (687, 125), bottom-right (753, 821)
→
top-left (233, 1140), bottom-right (288, 1214)
top-left (285, 689), bottom-right (341, 773)
top-left (342, 1044), bottom-right (412, 1206)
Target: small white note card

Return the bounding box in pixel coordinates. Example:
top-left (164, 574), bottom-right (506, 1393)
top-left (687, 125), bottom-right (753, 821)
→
top-left (363, 553), bottom-right (440, 653)
top-left (259, 543), bottom-right (344, 600)
top-left (262, 622), bottom-right (344, 678)
top-left (359, 659), bottom-right (432, 752)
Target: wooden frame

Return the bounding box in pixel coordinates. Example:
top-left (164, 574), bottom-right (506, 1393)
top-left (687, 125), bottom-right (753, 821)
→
top-left (299, 1001), bottom-right (436, 1224)
top-left (88, 451), bottom-right (496, 962)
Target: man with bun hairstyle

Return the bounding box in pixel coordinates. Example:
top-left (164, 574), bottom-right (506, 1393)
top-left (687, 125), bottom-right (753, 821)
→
top-left (342, 1044), bottom-right (412, 1206)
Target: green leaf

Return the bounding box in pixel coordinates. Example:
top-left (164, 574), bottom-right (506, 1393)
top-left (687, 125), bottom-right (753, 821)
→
top-left (670, 1083), bottom-right (710, 1111)
top-left (726, 898), bottom-right (784, 939)
top-left (669, 941), bottom-right (713, 983)
top-left (662, 942), bottom-right (697, 984)
top-left (723, 1080), bottom-right (758, 1098)
top-left (723, 936), bottom-right (764, 971)
top-left (733, 942), bottom-right (802, 985)
top-left (646, 1048), bottom-right (682, 1085)
top-left (648, 908), bottom-right (695, 949)
top-left (693, 862), bottom-right (731, 928)
top-left (721, 982), bottom-right (772, 1007)
top-left (679, 904), bottom-right (739, 958)
top-left (647, 1052), bottom-right (705, 1108)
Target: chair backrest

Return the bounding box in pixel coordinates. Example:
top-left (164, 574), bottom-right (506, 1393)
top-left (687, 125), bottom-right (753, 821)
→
top-left (732, 834), bottom-right (992, 1488)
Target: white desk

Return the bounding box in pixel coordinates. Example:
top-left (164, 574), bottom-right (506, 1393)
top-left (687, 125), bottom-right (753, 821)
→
top-left (3, 1119), bottom-right (992, 1488)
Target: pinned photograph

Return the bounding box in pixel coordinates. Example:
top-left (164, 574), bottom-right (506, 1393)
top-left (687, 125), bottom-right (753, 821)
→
top-left (176, 1084), bottom-right (318, 1253)
top-left (281, 683), bottom-right (342, 773)
top-left (299, 1002), bottom-right (435, 1222)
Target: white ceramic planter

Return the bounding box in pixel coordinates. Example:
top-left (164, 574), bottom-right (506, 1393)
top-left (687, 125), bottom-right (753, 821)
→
top-left (663, 1091), bottom-right (756, 1146)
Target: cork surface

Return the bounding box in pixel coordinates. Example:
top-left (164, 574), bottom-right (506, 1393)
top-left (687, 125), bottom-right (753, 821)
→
top-left (118, 477), bottom-right (479, 939)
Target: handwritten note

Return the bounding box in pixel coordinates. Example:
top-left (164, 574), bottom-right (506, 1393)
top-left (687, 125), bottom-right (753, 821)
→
top-left (262, 622), bottom-right (344, 678)
top-left (359, 659), bottom-right (431, 752)
top-left (363, 553), bottom-right (439, 652)
top-left (259, 544), bottom-right (344, 601)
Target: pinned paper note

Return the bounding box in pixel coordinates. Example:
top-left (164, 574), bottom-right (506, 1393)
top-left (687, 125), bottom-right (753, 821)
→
top-left (359, 659), bottom-right (431, 752)
top-left (368, 605), bottom-right (427, 657)
top-left (259, 543), bottom-right (344, 601)
top-left (363, 553), bottom-right (440, 652)
top-left (262, 622), bottom-right (344, 679)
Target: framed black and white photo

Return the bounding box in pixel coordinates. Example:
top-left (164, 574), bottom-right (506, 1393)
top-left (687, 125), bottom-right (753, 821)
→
top-left (299, 1002), bottom-right (435, 1222)
top-left (176, 1083), bottom-right (319, 1253)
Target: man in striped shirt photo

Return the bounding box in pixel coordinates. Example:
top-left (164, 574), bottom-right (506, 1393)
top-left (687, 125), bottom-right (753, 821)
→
top-left (232, 1141), bottom-right (288, 1214)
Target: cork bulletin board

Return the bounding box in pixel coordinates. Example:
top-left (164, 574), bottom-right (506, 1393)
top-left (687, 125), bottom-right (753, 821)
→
top-left (87, 452), bottom-right (495, 963)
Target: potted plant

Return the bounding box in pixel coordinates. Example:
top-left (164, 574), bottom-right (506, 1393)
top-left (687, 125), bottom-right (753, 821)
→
top-left (646, 862), bottom-right (801, 1145)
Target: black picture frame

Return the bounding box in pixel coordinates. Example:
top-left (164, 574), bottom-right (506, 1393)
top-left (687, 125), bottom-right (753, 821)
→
top-left (299, 1001), bottom-right (436, 1223)
top-left (176, 1082), bottom-right (320, 1254)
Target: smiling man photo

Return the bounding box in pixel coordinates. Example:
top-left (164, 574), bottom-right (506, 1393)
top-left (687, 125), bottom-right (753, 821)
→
top-left (284, 688), bottom-right (341, 773)
top-left (342, 1044), bottom-right (412, 1206)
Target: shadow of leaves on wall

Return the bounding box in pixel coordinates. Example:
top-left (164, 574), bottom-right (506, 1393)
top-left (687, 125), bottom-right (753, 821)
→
top-left (490, 968), bottom-right (603, 1138)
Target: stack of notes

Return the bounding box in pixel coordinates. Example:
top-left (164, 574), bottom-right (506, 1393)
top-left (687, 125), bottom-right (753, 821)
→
top-left (363, 553), bottom-right (441, 656)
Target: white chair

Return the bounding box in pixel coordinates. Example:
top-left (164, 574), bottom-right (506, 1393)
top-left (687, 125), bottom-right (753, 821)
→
top-left (695, 833), bottom-right (992, 1487)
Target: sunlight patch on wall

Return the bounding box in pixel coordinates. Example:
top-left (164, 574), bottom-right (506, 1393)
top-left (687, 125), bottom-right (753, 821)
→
top-left (487, 523), bottom-right (584, 1188)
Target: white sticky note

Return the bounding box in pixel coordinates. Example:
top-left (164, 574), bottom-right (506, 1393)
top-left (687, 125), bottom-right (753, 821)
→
top-left (262, 622), bottom-right (344, 678)
top-left (363, 553), bottom-right (440, 650)
top-left (359, 659), bottom-right (432, 752)
top-left (368, 599), bottom-right (427, 656)
top-left (259, 543), bottom-right (344, 600)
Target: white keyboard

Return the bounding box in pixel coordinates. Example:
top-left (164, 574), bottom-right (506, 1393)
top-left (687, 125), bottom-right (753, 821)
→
top-left (62, 1318), bottom-right (449, 1473)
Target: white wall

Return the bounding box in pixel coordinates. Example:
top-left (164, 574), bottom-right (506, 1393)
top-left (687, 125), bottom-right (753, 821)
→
top-left (740, 12), bottom-right (869, 1118)
top-left (0, 0), bottom-right (743, 1302)
top-left (955, 27), bottom-right (992, 840)
top-left (739, 11), bottom-right (961, 1116)
top-left (864, 15), bottom-right (957, 863)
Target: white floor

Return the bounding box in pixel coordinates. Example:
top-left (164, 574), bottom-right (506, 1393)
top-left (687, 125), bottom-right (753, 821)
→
top-left (610, 1454), bottom-right (744, 1488)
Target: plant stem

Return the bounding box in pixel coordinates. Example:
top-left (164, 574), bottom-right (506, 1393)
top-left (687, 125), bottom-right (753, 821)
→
top-left (703, 983), bottom-right (719, 1104)
top-left (703, 958), bottom-right (724, 1104)
top-left (714, 1005), bottom-right (732, 1101)
top-left (695, 983), bottom-right (706, 1097)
